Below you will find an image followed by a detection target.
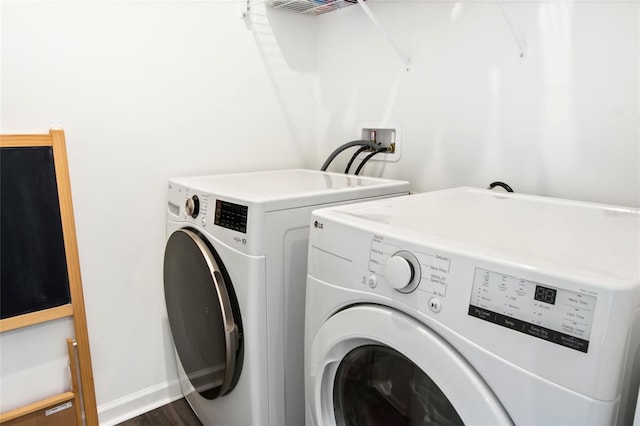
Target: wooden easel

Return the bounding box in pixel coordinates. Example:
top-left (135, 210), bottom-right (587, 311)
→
top-left (0, 129), bottom-right (98, 425)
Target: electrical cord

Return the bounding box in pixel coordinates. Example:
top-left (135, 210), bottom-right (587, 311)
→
top-left (354, 147), bottom-right (388, 176)
top-left (320, 140), bottom-right (380, 172)
top-left (345, 146), bottom-right (372, 174)
top-left (489, 181), bottom-right (514, 193)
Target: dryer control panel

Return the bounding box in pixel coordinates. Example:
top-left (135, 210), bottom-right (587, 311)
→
top-left (468, 268), bottom-right (597, 353)
top-left (368, 235), bottom-right (451, 313)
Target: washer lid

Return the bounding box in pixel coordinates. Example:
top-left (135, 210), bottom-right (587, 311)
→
top-left (169, 169), bottom-right (409, 212)
top-left (320, 187), bottom-right (640, 283)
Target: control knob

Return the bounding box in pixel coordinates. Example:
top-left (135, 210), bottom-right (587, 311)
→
top-left (384, 251), bottom-right (421, 293)
top-left (185, 195), bottom-right (200, 218)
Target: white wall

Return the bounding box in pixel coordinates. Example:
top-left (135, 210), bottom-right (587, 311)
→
top-left (0, 1), bottom-right (317, 423)
top-left (316, 0), bottom-right (640, 207)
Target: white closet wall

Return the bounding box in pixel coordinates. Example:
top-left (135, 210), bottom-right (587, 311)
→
top-left (316, 1), bottom-right (639, 207)
top-left (0, 1), bottom-right (317, 424)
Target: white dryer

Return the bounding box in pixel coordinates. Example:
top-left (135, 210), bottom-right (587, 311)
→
top-left (163, 169), bottom-right (409, 425)
top-left (305, 187), bottom-right (640, 425)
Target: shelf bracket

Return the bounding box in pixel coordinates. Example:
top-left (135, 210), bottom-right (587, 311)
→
top-left (356, 0), bottom-right (411, 71)
top-left (241, 0), bottom-right (253, 18)
top-left (496, 0), bottom-right (527, 58)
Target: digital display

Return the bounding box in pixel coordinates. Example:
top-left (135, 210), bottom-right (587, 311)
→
top-left (468, 268), bottom-right (596, 353)
top-left (534, 285), bottom-right (557, 305)
top-left (214, 200), bottom-right (248, 233)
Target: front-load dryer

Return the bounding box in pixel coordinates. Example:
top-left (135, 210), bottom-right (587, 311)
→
top-left (163, 169), bottom-right (409, 425)
top-left (305, 187), bottom-right (640, 425)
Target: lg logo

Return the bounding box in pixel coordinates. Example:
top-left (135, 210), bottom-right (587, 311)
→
top-left (313, 220), bottom-right (324, 229)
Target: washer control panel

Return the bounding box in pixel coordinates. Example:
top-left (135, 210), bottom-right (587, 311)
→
top-left (468, 268), bottom-right (597, 353)
top-left (185, 195), bottom-right (200, 218)
top-left (184, 190), bottom-right (209, 225)
top-left (214, 199), bottom-right (248, 233)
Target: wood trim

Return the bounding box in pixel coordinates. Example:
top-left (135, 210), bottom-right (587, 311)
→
top-left (0, 392), bottom-right (75, 423)
top-left (50, 128), bottom-right (99, 426)
top-left (0, 305), bottom-right (73, 333)
top-left (67, 339), bottom-right (83, 426)
top-left (0, 134), bottom-right (52, 147)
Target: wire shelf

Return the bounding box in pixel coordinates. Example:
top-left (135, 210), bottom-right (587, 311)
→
top-left (266, 0), bottom-right (360, 15)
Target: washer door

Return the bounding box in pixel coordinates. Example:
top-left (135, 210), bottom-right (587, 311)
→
top-left (163, 228), bottom-right (243, 400)
top-left (308, 305), bottom-right (513, 426)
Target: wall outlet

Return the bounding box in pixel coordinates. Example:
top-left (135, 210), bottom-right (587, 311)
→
top-left (357, 122), bottom-right (401, 163)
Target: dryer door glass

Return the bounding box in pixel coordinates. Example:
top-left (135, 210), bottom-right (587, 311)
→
top-left (163, 229), bottom-right (243, 400)
top-left (307, 305), bottom-right (512, 425)
top-left (333, 345), bottom-right (463, 426)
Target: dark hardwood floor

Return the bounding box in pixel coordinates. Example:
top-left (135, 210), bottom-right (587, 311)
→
top-left (116, 398), bottom-right (202, 426)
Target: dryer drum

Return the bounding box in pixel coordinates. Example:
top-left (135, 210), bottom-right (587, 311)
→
top-left (163, 228), bottom-right (244, 400)
top-left (333, 345), bottom-right (464, 426)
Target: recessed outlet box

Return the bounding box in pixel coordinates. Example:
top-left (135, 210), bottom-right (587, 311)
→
top-left (357, 122), bottom-right (401, 163)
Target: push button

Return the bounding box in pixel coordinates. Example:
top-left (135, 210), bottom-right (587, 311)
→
top-left (367, 275), bottom-right (378, 288)
top-left (428, 297), bottom-right (442, 313)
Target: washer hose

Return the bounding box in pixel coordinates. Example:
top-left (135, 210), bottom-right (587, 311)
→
top-left (320, 140), bottom-right (380, 172)
top-left (345, 146), bottom-right (371, 174)
top-left (489, 181), bottom-right (514, 193)
top-left (354, 147), bottom-right (388, 175)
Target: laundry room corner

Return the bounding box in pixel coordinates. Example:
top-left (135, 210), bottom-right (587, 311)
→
top-left (0, 1), bottom-right (320, 424)
top-left (1, 0), bottom-right (639, 425)
top-left (315, 0), bottom-right (640, 207)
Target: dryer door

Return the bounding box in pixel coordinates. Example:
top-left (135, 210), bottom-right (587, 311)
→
top-left (163, 228), bottom-right (243, 400)
top-left (307, 305), bottom-right (513, 426)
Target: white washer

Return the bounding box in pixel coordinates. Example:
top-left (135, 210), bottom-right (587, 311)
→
top-left (163, 169), bottom-right (409, 425)
top-left (305, 187), bottom-right (640, 425)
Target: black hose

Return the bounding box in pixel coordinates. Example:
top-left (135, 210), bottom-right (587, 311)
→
top-left (489, 181), bottom-right (514, 193)
top-left (320, 140), bottom-right (380, 172)
top-left (345, 146), bottom-right (371, 174)
top-left (354, 147), bottom-right (388, 176)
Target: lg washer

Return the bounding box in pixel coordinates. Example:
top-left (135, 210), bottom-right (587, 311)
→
top-left (163, 169), bottom-right (409, 425)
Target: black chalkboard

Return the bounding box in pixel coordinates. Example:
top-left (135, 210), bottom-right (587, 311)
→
top-left (1, 146), bottom-right (71, 319)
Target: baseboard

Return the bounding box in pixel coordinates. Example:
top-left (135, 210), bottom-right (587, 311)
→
top-left (97, 380), bottom-right (182, 425)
